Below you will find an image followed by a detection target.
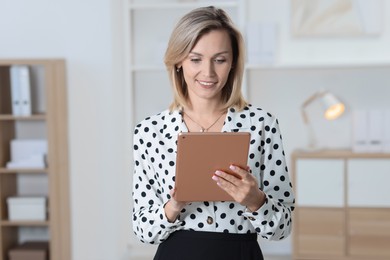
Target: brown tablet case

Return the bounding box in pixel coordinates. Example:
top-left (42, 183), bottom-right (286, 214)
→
top-left (174, 132), bottom-right (250, 201)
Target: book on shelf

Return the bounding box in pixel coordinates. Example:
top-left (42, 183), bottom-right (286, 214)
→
top-left (9, 65), bottom-right (32, 116)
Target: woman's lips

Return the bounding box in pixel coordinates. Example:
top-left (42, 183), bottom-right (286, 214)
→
top-left (197, 80), bottom-right (217, 88)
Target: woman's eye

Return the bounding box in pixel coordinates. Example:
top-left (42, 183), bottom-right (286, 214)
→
top-left (190, 58), bottom-right (201, 63)
top-left (215, 59), bottom-right (226, 64)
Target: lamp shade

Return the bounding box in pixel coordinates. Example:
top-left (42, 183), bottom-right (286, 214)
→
top-left (321, 92), bottom-right (345, 120)
top-left (301, 89), bottom-right (346, 149)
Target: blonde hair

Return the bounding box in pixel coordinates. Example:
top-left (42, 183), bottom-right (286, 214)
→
top-left (164, 6), bottom-right (247, 112)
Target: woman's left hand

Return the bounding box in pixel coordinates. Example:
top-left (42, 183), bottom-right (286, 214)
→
top-left (212, 165), bottom-right (266, 212)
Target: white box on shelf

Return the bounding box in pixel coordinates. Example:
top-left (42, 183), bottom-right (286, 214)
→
top-left (6, 139), bottom-right (47, 169)
top-left (7, 197), bottom-right (47, 221)
top-left (6, 154), bottom-right (47, 169)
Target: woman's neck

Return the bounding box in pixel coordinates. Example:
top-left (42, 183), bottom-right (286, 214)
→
top-left (182, 100), bottom-right (227, 132)
top-left (185, 99), bottom-right (224, 117)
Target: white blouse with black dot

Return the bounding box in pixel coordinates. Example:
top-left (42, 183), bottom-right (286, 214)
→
top-left (132, 105), bottom-right (295, 244)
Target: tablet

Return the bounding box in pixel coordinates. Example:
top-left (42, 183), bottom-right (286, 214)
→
top-left (174, 132), bottom-right (250, 202)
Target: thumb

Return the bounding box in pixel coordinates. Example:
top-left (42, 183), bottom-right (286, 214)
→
top-left (170, 188), bottom-right (177, 199)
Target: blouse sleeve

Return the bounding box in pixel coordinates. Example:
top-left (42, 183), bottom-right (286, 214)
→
top-left (243, 117), bottom-right (295, 240)
top-left (132, 125), bottom-right (183, 244)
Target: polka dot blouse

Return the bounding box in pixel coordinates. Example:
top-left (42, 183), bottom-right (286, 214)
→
top-left (132, 105), bottom-right (295, 244)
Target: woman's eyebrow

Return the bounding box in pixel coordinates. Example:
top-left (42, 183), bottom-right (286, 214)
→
top-left (189, 51), bottom-right (230, 56)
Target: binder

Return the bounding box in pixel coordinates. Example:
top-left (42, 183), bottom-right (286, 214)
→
top-left (9, 66), bottom-right (22, 115)
top-left (9, 65), bottom-right (32, 116)
top-left (18, 65), bottom-right (32, 116)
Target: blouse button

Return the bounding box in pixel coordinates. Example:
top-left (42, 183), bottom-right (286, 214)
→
top-left (207, 216), bottom-right (214, 225)
top-left (248, 216), bottom-right (256, 221)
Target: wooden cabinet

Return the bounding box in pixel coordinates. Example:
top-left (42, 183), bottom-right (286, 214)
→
top-left (0, 59), bottom-right (70, 260)
top-left (349, 208), bottom-right (390, 258)
top-left (291, 150), bottom-right (390, 260)
top-left (296, 208), bottom-right (345, 257)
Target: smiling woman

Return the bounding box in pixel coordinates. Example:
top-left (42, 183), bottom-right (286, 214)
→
top-left (132, 6), bottom-right (295, 260)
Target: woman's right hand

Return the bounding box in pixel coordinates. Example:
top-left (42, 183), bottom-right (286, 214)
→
top-left (164, 189), bottom-right (187, 223)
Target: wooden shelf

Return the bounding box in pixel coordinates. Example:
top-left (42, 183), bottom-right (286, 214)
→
top-left (0, 59), bottom-right (70, 260)
top-left (0, 59), bottom-right (60, 66)
top-left (0, 220), bottom-right (49, 227)
top-left (0, 168), bottom-right (48, 174)
top-left (0, 114), bottom-right (46, 121)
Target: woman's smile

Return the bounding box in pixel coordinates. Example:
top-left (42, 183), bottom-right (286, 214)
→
top-left (197, 80), bottom-right (217, 88)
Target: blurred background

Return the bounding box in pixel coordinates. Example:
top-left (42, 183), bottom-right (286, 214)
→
top-left (0, 0), bottom-right (389, 259)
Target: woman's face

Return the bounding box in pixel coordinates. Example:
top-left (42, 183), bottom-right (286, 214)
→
top-left (180, 29), bottom-right (233, 105)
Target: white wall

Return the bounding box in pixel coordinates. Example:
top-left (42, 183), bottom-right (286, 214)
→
top-left (1, 0), bottom-right (390, 259)
top-left (0, 0), bottom-right (130, 259)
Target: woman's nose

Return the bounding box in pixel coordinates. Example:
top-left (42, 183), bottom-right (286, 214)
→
top-left (202, 61), bottom-right (215, 76)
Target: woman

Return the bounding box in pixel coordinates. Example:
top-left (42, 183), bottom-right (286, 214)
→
top-left (132, 6), bottom-right (295, 260)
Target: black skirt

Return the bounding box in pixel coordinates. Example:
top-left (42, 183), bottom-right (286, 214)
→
top-left (154, 230), bottom-right (263, 260)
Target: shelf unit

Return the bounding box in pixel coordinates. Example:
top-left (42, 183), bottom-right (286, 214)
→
top-left (0, 59), bottom-right (70, 260)
top-left (291, 149), bottom-right (390, 260)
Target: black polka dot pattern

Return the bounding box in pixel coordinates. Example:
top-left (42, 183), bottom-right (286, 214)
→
top-left (132, 105), bottom-right (295, 244)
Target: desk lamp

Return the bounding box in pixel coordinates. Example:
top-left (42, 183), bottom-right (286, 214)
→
top-left (301, 89), bottom-right (345, 149)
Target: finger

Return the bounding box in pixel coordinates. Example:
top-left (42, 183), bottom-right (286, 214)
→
top-left (171, 188), bottom-right (182, 202)
top-left (214, 170), bottom-right (241, 185)
top-left (170, 188), bottom-right (177, 201)
top-left (212, 174), bottom-right (237, 194)
top-left (228, 165), bottom-right (250, 179)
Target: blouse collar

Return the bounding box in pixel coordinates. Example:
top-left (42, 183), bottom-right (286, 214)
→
top-left (162, 105), bottom-right (252, 139)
